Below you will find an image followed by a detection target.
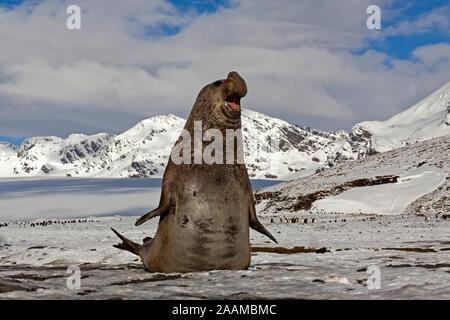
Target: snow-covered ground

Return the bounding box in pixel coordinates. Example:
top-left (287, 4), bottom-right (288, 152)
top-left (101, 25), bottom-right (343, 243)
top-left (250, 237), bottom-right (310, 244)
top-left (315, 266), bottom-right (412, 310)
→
top-left (1, 135), bottom-right (448, 299)
top-left (312, 168), bottom-right (446, 215)
top-left (0, 172), bottom-right (449, 299)
top-left (256, 135), bottom-right (450, 217)
top-left (0, 215), bottom-right (449, 299)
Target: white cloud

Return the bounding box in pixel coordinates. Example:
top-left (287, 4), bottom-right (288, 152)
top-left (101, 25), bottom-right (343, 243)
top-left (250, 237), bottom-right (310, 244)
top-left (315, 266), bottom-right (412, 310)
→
top-left (385, 5), bottom-right (450, 36)
top-left (0, 0), bottom-right (448, 137)
top-left (412, 43), bottom-right (450, 67)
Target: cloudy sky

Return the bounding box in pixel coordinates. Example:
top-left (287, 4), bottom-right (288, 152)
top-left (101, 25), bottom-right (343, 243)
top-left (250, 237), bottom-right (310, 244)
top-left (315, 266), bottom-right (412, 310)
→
top-left (0, 0), bottom-right (449, 144)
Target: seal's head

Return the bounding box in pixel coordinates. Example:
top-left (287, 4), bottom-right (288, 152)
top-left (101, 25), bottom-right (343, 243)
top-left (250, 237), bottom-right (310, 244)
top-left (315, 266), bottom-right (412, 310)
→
top-left (190, 71), bottom-right (247, 128)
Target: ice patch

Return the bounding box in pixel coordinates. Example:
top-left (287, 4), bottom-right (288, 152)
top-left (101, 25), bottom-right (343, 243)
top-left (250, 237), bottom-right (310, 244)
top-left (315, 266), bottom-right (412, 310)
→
top-left (0, 178), bottom-right (162, 221)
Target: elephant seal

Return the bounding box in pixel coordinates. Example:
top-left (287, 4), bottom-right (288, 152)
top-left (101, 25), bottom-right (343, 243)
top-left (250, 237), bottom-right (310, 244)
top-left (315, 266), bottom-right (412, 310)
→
top-left (112, 71), bottom-right (277, 273)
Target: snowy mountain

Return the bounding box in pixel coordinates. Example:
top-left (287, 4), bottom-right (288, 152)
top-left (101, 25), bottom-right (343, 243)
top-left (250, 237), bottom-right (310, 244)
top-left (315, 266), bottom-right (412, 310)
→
top-left (241, 110), bottom-right (360, 179)
top-left (351, 81), bottom-right (450, 153)
top-left (1, 81), bottom-right (449, 179)
top-left (0, 115), bottom-right (184, 179)
top-left (0, 110), bottom-right (363, 179)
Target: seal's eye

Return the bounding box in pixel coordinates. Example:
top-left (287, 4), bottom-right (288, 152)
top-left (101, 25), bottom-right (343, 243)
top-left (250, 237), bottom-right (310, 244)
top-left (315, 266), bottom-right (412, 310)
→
top-left (213, 81), bottom-right (222, 87)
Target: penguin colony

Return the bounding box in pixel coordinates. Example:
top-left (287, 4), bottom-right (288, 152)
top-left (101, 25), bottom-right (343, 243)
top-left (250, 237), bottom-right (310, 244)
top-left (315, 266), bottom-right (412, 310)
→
top-left (0, 219), bottom-right (97, 228)
top-left (269, 216), bottom-right (317, 224)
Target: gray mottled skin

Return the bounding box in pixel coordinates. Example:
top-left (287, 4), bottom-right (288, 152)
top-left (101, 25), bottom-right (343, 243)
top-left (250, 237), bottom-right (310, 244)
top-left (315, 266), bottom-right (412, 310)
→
top-left (112, 71), bottom-right (277, 273)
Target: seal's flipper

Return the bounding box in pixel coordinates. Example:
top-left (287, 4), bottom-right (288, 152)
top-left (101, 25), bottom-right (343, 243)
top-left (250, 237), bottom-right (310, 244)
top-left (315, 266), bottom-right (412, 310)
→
top-left (111, 228), bottom-right (140, 255)
top-left (249, 201), bottom-right (278, 244)
top-left (135, 203), bottom-right (170, 226)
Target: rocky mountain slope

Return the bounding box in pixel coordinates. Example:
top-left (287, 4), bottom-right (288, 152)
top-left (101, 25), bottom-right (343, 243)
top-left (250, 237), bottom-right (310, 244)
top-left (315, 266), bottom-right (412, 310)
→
top-left (255, 135), bottom-right (449, 216)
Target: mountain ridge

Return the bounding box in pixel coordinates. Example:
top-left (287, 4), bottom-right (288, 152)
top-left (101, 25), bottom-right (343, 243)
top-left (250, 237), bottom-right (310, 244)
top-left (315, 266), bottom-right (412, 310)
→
top-left (1, 81), bottom-right (449, 179)
top-left (350, 81), bottom-right (450, 154)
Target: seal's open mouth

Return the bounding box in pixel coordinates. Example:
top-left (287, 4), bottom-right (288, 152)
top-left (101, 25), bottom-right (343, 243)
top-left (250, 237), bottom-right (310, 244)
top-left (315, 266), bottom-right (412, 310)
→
top-left (225, 93), bottom-right (241, 110)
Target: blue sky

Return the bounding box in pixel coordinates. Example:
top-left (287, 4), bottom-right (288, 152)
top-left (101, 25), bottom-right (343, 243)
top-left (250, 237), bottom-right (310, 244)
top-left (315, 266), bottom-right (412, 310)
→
top-left (0, 135), bottom-right (27, 145)
top-left (0, 0), bottom-right (448, 145)
top-left (0, 0), bottom-right (231, 12)
top-left (168, 0), bottom-right (230, 14)
top-left (0, 0), bottom-right (22, 5)
top-left (365, 0), bottom-right (450, 60)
